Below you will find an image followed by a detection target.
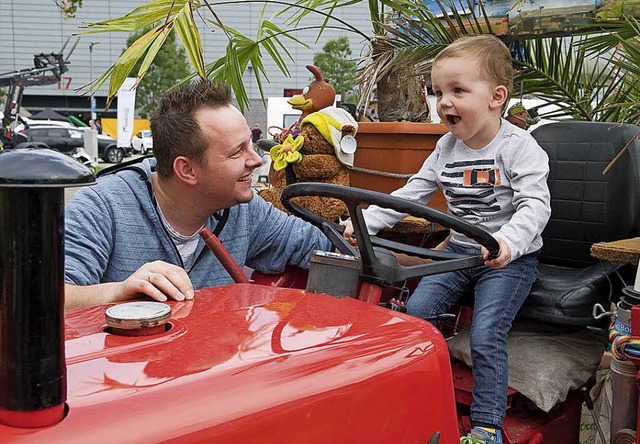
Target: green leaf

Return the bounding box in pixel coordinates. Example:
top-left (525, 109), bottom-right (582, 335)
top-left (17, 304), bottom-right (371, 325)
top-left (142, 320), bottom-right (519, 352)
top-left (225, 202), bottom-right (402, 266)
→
top-left (84, 0), bottom-right (189, 33)
top-left (106, 28), bottom-right (159, 104)
top-left (174, 2), bottom-right (206, 79)
top-left (136, 24), bottom-right (173, 79)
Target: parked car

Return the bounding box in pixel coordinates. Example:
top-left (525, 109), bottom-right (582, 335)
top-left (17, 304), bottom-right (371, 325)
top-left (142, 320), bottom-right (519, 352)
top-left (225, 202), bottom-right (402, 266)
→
top-left (131, 129), bottom-right (153, 154)
top-left (8, 118), bottom-right (75, 136)
top-left (12, 126), bottom-right (133, 163)
top-left (24, 118), bottom-right (75, 128)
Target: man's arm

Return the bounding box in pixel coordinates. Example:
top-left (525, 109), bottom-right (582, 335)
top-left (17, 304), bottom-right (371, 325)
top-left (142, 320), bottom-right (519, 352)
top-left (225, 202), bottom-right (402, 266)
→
top-left (64, 177), bottom-right (195, 309)
top-left (245, 197), bottom-right (333, 273)
top-left (65, 260), bottom-right (195, 309)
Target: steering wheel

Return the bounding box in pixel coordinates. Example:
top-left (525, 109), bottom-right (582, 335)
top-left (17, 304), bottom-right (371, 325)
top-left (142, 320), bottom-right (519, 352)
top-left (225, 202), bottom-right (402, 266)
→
top-left (281, 183), bottom-right (500, 287)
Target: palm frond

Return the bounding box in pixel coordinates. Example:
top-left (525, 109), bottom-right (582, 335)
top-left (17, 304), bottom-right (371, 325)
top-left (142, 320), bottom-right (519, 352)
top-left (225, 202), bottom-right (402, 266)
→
top-left (83, 0), bottom-right (372, 112)
top-left (174, 2), bottom-right (206, 79)
top-left (83, 0), bottom-right (189, 33)
top-left (514, 30), bottom-right (640, 124)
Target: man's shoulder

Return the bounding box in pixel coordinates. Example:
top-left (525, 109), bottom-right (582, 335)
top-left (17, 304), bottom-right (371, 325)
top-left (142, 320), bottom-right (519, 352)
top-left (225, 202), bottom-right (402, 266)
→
top-left (225, 194), bottom-right (271, 222)
top-left (102, 169), bottom-right (147, 195)
top-left (70, 164), bottom-right (151, 209)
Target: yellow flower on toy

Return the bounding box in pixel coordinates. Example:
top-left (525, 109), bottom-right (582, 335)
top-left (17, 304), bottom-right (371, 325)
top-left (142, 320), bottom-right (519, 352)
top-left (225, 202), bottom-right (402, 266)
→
top-left (270, 135), bottom-right (304, 171)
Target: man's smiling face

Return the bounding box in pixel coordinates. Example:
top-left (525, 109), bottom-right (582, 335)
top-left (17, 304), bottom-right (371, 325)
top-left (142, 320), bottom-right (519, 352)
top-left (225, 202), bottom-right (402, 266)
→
top-left (194, 105), bottom-right (263, 210)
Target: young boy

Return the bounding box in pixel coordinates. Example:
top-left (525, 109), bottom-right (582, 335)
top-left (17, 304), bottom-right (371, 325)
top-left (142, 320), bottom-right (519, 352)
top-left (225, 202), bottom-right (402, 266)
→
top-left (342, 35), bottom-right (551, 444)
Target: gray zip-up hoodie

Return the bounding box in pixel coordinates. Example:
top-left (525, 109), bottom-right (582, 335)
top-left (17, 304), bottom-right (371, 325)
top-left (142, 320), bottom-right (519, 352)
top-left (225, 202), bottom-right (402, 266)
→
top-left (65, 158), bottom-right (332, 288)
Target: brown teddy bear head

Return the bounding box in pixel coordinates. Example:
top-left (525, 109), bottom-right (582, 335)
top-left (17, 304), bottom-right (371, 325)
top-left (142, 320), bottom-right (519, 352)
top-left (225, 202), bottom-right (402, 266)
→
top-left (298, 123), bottom-right (358, 156)
top-left (298, 124), bottom-right (334, 155)
top-left (298, 107), bottom-right (359, 167)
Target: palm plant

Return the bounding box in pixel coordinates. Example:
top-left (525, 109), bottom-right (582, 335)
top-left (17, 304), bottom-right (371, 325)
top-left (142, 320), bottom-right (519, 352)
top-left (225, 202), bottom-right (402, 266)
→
top-left (577, 16), bottom-right (640, 124)
top-left (82, 0), bottom-right (372, 111)
top-left (82, 0), bottom-right (640, 124)
top-left (361, 1), bottom-right (640, 124)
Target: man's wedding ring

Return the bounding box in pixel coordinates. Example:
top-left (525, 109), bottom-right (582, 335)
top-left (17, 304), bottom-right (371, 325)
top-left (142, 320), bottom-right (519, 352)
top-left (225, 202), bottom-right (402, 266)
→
top-left (147, 272), bottom-right (154, 282)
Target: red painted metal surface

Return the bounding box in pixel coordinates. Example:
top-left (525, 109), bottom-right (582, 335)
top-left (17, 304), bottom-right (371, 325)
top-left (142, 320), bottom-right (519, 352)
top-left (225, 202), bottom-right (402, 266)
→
top-left (0, 284), bottom-right (458, 443)
top-left (358, 281), bottom-right (384, 305)
top-left (0, 405), bottom-right (65, 429)
top-left (500, 390), bottom-right (583, 443)
top-left (453, 363), bottom-right (582, 443)
top-left (249, 267), bottom-right (309, 289)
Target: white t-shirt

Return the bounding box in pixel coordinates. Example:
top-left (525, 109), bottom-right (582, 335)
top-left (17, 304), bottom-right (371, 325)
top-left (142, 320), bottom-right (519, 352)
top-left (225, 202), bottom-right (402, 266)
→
top-left (156, 202), bottom-right (202, 270)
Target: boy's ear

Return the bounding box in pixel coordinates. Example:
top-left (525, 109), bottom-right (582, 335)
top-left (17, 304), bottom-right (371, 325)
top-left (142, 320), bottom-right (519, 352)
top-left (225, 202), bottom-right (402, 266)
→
top-left (490, 85), bottom-right (509, 109)
top-left (173, 156), bottom-right (198, 185)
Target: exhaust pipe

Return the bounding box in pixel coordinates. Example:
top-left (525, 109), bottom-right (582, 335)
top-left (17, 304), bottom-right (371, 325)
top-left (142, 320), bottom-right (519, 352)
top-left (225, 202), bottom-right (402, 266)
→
top-left (0, 148), bottom-right (94, 428)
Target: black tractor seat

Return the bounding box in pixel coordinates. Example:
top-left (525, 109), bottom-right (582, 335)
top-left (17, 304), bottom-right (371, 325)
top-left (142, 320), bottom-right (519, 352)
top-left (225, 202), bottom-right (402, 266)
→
top-left (518, 121), bottom-right (640, 326)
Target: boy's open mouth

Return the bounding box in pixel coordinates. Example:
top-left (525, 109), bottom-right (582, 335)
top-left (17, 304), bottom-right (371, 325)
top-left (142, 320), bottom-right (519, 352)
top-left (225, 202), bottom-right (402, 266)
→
top-left (238, 173), bottom-right (252, 182)
top-left (446, 114), bottom-right (461, 125)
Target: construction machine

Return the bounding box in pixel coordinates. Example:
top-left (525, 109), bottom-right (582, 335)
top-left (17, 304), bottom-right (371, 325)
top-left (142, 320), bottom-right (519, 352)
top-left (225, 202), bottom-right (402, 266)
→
top-left (0, 39), bottom-right (77, 148)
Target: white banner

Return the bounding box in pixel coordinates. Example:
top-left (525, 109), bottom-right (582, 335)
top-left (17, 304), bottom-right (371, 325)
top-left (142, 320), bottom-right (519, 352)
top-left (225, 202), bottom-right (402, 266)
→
top-left (117, 77), bottom-right (137, 148)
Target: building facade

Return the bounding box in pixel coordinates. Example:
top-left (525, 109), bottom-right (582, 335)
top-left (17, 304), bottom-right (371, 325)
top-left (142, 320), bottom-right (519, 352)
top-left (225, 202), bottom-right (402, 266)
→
top-left (0, 0), bottom-right (371, 126)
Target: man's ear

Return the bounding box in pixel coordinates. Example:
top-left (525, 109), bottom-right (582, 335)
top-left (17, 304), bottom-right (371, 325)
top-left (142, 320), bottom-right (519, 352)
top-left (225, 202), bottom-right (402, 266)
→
top-left (173, 156), bottom-right (198, 185)
top-left (491, 85), bottom-right (509, 110)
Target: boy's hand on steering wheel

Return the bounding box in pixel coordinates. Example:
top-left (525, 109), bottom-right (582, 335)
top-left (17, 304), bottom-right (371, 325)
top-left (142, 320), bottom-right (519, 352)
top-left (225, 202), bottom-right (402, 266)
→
top-left (339, 217), bottom-right (358, 246)
top-left (482, 237), bottom-right (511, 269)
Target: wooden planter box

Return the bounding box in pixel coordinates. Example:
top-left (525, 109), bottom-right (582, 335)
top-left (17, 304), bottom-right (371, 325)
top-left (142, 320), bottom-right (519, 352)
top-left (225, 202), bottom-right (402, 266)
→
top-left (352, 122), bottom-right (448, 212)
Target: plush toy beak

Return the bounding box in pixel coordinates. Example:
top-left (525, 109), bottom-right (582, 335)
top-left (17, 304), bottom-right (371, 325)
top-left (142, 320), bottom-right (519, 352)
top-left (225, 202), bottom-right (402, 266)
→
top-left (287, 95), bottom-right (313, 111)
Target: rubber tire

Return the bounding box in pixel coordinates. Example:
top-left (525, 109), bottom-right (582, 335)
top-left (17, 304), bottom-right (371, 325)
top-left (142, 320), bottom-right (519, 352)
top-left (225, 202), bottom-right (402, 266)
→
top-left (14, 141), bottom-right (51, 150)
top-left (105, 147), bottom-right (125, 164)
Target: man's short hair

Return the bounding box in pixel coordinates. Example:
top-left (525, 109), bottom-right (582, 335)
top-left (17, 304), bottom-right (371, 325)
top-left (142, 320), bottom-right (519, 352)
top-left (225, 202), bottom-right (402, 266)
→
top-left (151, 79), bottom-right (232, 178)
top-left (433, 34), bottom-right (513, 97)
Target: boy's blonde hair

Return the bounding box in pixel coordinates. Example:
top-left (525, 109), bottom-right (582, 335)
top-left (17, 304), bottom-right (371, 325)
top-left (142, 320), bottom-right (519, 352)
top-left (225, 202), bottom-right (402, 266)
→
top-left (433, 35), bottom-right (513, 97)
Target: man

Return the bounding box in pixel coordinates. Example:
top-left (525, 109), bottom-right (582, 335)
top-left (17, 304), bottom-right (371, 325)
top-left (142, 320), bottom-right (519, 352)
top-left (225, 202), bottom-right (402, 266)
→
top-left (251, 123), bottom-right (263, 145)
top-left (64, 80), bottom-right (332, 309)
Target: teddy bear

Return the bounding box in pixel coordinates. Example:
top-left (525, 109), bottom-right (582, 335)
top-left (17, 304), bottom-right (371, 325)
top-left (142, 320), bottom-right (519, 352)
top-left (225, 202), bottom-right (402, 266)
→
top-left (258, 106), bottom-right (358, 222)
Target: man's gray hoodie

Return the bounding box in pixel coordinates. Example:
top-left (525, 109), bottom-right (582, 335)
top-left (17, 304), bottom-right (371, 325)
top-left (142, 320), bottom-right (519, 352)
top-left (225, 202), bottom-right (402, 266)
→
top-left (65, 158), bottom-right (332, 289)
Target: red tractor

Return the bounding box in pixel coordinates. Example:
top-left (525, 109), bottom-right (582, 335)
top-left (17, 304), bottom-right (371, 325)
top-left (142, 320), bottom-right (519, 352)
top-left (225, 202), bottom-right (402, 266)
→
top-left (0, 120), bottom-right (639, 443)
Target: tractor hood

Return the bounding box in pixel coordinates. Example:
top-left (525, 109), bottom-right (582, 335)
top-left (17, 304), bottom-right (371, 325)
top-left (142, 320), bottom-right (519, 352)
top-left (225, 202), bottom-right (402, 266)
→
top-left (1, 284), bottom-right (457, 443)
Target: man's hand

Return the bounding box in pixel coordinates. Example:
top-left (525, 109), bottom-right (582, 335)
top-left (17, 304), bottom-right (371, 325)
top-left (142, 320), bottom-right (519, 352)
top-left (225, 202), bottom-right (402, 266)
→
top-left (65, 260), bottom-right (194, 309)
top-left (123, 260), bottom-right (195, 303)
top-left (481, 237), bottom-right (511, 269)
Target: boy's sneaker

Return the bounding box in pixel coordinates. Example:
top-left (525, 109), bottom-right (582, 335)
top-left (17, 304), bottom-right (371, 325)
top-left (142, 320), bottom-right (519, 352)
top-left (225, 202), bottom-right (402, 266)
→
top-left (460, 427), bottom-right (503, 444)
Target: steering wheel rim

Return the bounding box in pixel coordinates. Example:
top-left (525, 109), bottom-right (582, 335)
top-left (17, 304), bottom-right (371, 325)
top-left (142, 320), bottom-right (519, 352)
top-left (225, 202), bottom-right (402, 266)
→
top-left (281, 183), bottom-right (500, 286)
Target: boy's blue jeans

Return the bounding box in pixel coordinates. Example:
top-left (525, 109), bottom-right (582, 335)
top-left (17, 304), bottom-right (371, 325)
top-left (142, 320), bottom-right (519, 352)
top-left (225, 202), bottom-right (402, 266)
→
top-left (406, 243), bottom-right (539, 427)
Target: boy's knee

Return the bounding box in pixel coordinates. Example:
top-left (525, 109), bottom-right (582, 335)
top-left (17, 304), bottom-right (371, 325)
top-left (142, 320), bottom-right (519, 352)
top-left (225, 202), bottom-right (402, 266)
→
top-left (406, 296), bottom-right (442, 319)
